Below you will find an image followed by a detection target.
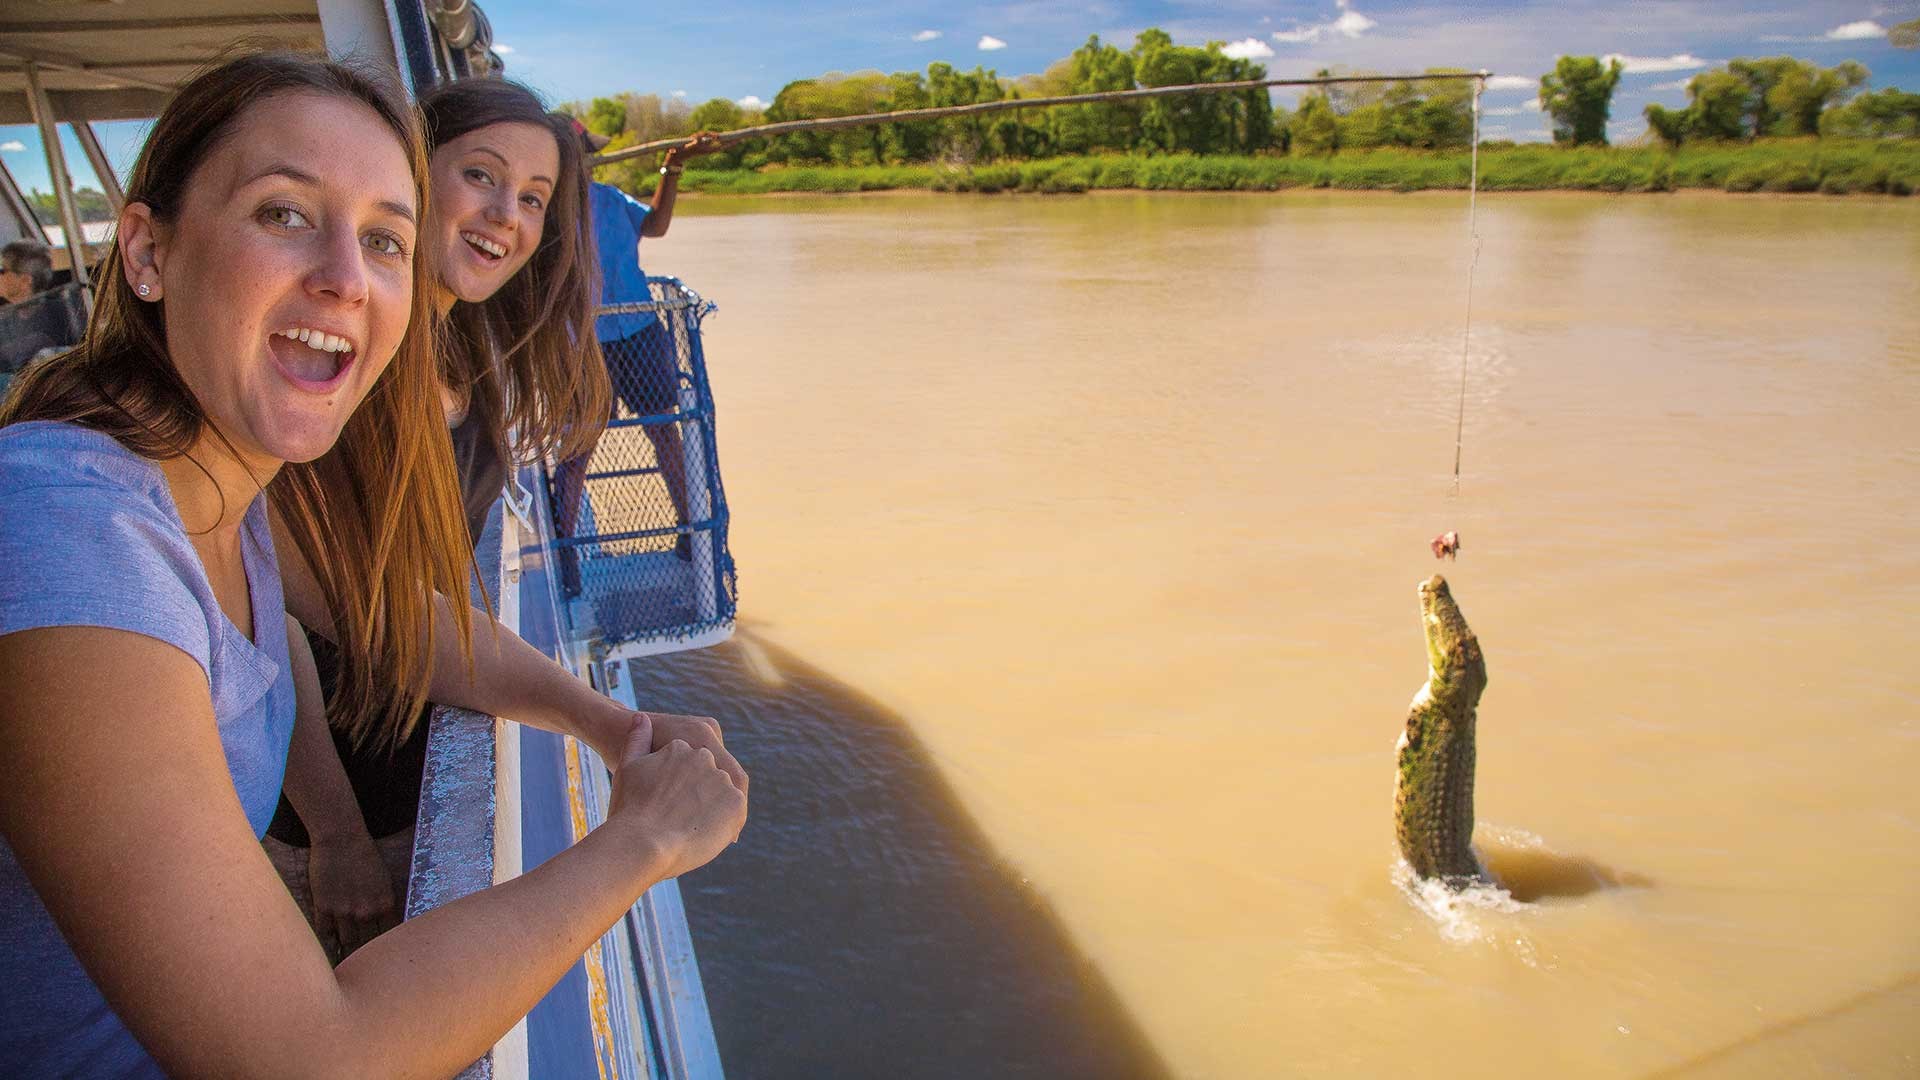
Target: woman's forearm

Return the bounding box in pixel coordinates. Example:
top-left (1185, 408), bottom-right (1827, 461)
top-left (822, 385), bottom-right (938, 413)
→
top-left (273, 508), bottom-right (631, 762)
top-left (327, 813), bottom-right (667, 1079)
top-left (428, 594), bottom-right (631, 760)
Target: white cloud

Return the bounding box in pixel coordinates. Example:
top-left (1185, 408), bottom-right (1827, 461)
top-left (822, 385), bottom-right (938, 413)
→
top-left (1484, 106), bottom-right (1527, 116)
top-left (1602, 52), bottom-right (1708, 74)
top-left (1523, 97), bottom-right (1542, 111)
top-left (737, 95), bottom-right (766, 109)
top-left (1484, 74), bottom-right (1535, 91)
top-left (978, 35), bottom-right (1007, 50)
top-left (1826, 20), bottom-right (1886, 40)
top-left (0, 140), bottom-right (25, 153)
top-left (912, 29), bottom-right (941, 42)
top-left (672, 89), bottom-right (688, 98)
top-left (1332, 9), bottom-right (1376, 35)
top-left (1221, 37), bottom-right (1275, 60)
top-left (492, 43), bottom-right (515, 55)
top-left (1272, 1), bottom-right (1376, 44)
top-left (1649, 77), bottom-right (1691, 91)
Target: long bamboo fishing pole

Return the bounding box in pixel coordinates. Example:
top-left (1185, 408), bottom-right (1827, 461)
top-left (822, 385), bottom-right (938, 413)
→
top-left (592, 70), bottom-right (1494, 165)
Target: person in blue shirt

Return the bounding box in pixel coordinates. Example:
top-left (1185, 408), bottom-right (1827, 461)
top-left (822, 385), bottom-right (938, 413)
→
top-left (554, 121), bottom-right (721, 592)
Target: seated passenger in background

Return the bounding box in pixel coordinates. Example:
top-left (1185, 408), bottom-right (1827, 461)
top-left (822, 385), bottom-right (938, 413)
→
top-left (0, 51), bottom-right (745, 1078)
top-left (0, 239), bottom-right (54, 304)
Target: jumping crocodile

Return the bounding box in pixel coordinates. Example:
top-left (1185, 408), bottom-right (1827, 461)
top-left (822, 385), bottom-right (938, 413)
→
top-left (1393, 574), bottom-right (1491, 886)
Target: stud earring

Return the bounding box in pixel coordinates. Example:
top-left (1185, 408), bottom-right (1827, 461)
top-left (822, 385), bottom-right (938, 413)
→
top-left (137, 284), bottom-right (150, 297)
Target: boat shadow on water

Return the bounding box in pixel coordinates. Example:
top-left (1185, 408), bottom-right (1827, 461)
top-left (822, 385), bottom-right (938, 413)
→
top-left (621, 627), bottom-right (1172, 1080)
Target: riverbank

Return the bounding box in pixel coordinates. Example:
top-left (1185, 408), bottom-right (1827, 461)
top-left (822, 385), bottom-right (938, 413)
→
top-left (629, 139), bottom-right (1919, 197)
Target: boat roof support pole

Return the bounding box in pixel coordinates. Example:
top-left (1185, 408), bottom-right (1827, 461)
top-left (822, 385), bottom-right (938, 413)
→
top-left (21, 60), bottom-right (90, 289)
top-left (0, 46), bottom-right (177, 95)
top-left (0, 158), bottom-right (47, 244)
top-left (74, 121), bottom-right (123, 214)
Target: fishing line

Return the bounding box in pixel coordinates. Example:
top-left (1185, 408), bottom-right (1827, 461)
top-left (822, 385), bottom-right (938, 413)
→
top-left (1451, 72), bottom-right (1488, 497)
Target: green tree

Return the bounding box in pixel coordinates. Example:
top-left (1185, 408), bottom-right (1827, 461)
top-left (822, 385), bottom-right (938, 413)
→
top-left (1727, 57), bottom-right (1866, 135)
top-left (1315, 68), bottom-right (1472, 150)
top-left (1646, 69), bottom-right (1758, 144)
top-left (1818, 87), bottom-right (1920, 138)
top-left (683, 98), bottom-right (755, 169)
top-left (924, 62), bottom-right (1005, 161)
top-left (1048, 35), bottom-right (1138, 154)
top-left (880, 71), bottom-right (937, 162)
top-left (585, 96), bottom-right (627, 137)
top-left (765, 71), bottom-right (895, 164)
top-left (1683, 70), bottom-right (1750, 139)
top-left (1647, 58), bottom-right (1870, 143)
top-left (1643, 102), bottom-right (1685, 145)
top-left (569, 92), bottom-right (695, 147)
top-left (1128, 30), bottom-right (1272, 154)
top-left (1290, 92), bottom-right (1338, 156)
top-left (1392, 71), bottom-right (1474, 148)
top-left (1893, 18), bottom-right (1919, 48)
top-left (1339, 102), bottom-right (1393, 149)
top-left (1538, 55), bottom-right (1623, 145)
top-left (689, 97), bottom-right (745, 131)
top-left (1726, 57), bottom-right (1797, 135)
top-left (26, 187), bottom-right (113, 224)
top-left (1270, 105), bottom-right (1293, 153)
top-left (1761, 59), bottom-right (1867, 135)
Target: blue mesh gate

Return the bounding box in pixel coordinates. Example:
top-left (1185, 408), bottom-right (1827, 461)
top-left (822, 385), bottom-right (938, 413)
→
top-left (549, 277), bottom-right (736, 648)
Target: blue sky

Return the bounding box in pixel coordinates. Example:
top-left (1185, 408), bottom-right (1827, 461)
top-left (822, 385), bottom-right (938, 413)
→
top-left (5, 0), bottom-right (1919, 194)
top-left (483, 0), bottom-right (1920, 139)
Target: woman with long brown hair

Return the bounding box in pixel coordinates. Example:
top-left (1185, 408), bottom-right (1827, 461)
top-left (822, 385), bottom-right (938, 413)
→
top-left (0, 52), bottom-right (745, 1077)
top-left (262, 76), bottom-right (629, 957)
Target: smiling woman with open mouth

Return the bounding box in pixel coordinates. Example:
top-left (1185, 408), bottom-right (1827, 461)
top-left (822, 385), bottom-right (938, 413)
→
top-left (260, 77), bottom-right (628, 968)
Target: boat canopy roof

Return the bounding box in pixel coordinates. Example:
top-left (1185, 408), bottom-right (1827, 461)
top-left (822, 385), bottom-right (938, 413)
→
top-left (1, 0), bottom-right (505, 128)
top-left (0, 0), bottom-right (503, 264)
top-left (0, 1), bottom-right (325, 125)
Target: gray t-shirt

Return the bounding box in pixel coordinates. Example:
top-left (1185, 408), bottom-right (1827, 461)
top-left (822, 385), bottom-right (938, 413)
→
top-left (0, 421), bottom-right (295, 1077)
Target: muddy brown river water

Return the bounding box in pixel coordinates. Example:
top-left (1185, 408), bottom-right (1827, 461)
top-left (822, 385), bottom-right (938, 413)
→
top-left (625, 190), bottom-right (1919, 1078)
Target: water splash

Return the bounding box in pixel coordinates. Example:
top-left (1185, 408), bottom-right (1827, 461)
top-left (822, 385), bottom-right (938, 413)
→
top-left (1392, 857), bottom-right (1527, 948)
top-left (1395, 824), bottom-right (1649, 964)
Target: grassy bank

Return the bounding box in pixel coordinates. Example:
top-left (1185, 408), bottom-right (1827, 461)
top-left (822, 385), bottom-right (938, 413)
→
top-left (641, 139), bottom-right (1920, 197)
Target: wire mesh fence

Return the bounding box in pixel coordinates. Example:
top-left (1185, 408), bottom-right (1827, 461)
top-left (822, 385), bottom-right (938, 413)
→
top-left (549, 277), bottom-right (736, 647)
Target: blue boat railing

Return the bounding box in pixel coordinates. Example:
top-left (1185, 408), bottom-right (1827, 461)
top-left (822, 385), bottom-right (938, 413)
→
top-left (410, 469), bottom-right (726, 1080)
top-left (549, 278), bottom-right (736, 655)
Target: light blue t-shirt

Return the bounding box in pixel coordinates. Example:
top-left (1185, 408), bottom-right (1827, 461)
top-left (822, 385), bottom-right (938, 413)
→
top-left (590, 180), bottom-right (658, 342)
top-left (0, 420), bottom-right (296, 1078)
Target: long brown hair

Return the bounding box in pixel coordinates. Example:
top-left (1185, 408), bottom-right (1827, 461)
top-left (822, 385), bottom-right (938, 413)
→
top-left (418, 78), bottom-right (609, 463)
top-left (0, 51), bottom-right (473, 750)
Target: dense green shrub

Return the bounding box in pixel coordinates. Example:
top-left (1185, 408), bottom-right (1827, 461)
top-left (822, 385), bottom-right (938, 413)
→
top-left (632, 141), bottom-right (1917, 198)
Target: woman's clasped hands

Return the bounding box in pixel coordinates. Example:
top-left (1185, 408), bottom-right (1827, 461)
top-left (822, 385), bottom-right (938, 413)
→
top-left (608, 710), bottom-right (749, 880)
